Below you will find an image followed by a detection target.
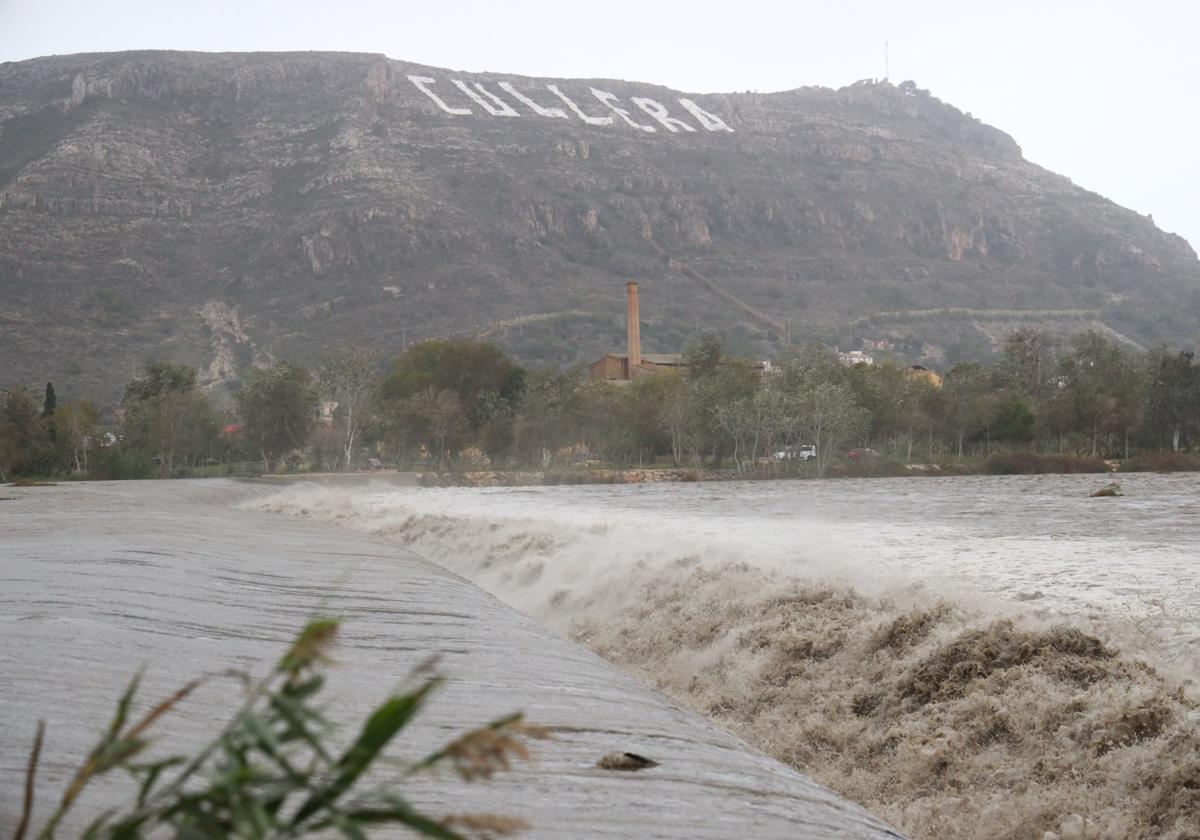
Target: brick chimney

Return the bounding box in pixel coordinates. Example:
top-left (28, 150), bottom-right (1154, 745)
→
top-left (626, 281), bottom-right (641, 375)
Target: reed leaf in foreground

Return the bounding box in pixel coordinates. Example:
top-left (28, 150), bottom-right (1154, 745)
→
top-left (18, 619), bottom-right (541, 839)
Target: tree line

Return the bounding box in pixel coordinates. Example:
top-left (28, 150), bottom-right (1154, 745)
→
top-left (2, 328), bottom-right (1199, 481)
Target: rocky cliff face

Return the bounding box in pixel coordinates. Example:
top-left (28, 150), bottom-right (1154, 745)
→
top-left (1, 51), bottom-right (1197, 400)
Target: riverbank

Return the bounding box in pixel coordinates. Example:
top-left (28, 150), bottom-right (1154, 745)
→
top-left (0, 479), bottom-right (902, 839)
top-left (322, 451), bottom-right (1200, 488)
top-left (11, 449), bottom-right (1200, 489)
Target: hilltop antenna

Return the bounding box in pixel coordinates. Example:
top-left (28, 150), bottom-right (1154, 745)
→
top-left (884, 41), bottom-right (890, 83)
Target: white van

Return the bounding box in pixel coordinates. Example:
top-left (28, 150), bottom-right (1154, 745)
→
top-left (772, 445), bottom-right (817, 461)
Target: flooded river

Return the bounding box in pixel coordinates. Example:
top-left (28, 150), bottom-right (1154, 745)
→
top-left (272, 472), bottom-right (1200, 670)
top-left (1, 480), bottom-right (899, 839)
top-left (258, 472), bottom-right (1200, 839)
top-left (5, 474), bottom-right (1197, 839)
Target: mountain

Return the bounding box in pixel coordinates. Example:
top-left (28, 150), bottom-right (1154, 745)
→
top-left (2, 50), bottom-right (1198, 401)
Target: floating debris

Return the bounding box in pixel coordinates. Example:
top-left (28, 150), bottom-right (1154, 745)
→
top-left (597, 752), bottom-right (659, 771)
top-left (1091, 482), bottom-right (1123, 497)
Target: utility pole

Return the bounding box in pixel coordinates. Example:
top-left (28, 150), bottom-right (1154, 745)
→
top-left (884, 41), bottom-right (890, 83)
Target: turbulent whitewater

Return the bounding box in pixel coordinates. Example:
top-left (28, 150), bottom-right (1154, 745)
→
top-left (254, 474), bottom-right (1200, 840)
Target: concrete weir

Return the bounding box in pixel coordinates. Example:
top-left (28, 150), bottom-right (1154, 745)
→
top-left (1, 480), bottom-right (903, 838)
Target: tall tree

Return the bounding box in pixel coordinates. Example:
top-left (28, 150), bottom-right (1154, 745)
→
top-left (656, 373), bottom-right (698, 467)
top-left (997, 328), bottom-right (1057, 410)
top-left (41, 382), bottom-right (56, 416)
top-left (123, 362), bottom-right (198, 403)
top-left (683, 333), bottom-right (724, 380)
top-left (513, 367), bottom-right (583, 468)
top-left (846, 363), bottom-right (917, 457)
top-left (939, 362), bottom-right (991, 457)
top-left (1054, 331), bottom-right (1145, 456)
top-left (42, 382), bottom-right (57, 442)
top-left (794, 382), bottom-right (868, 476)
top-left (125, 390), bottom-right (217, 475)
top-left (715, 397), bottom-right (757, 473)
top-left (122, 362), bottom-right (216, 475)
top-left (404, 388), bottom-right (467, 467)
top-left (576, 380), bottom-right (650, 467)
top-left (318, 343), bottom-right (381, 471)
top-left (1146, 349), bottom-right (1200, 451)
top-left (235, 362), bottom-right (319, 472)
top-left (54, 400), bottom-right (99, 474)
top-left (0, 387), bottom-right (54, 479)
top-left (677, 335), bottom-right (758, 467)
top-left (379, 340), bottom-right (525, 432)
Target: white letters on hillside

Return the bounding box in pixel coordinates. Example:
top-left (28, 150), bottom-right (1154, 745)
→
top-left (406, 75), bottom-right (735, 134)
top-left (678, 98), bottom-right (734, 132)
top-left (631, 97), bottom-right (696, 133)
top-left (546, 85), bottom-right (613, 126)
top-left (591, 88), bottom-right (656, 132)
top-left (498, 82), bottom-right (569, 119)
top-left (451, 80), bottom-right (520, 116)
top-left (407, 75), bottom-right (472, 115)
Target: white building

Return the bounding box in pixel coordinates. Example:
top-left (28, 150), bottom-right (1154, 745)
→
top-left (838, 350), bottom-right (875, 367)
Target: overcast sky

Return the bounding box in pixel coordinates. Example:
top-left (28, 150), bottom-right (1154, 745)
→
top-left (2, 0), bottom-right (1197, 250)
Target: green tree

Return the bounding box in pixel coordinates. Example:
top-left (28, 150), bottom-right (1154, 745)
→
top-left (42, 382), bottom-right (57, 442)
top-left (477, 390), bottom-right (516, 466)
top-left (1053, 331), bottom-right (1145, 456)
top-left (775, 345), bottom-right (848, 393)
top-left (0, 387), bottom-right (55, 479)
top-left (656, 372), bottom-right (699, 467)
top-left (380, 340), bottom-right (525, 432)
top-left (235, 362), bottom-right (319, 472)
top-left (987, 392), bottom-right (1036, 444)
top-left (122, 363), bottom-right (217, 475)
top-left (125, 391), bottom-right (218, 475)
top-left (513, 367), bottom-right (583, 468)
top-left (406, 388), bottom-right (468, 467)
top-left (715, 396), bottom-right (758, 473)
top-left (123, 362), bottom-right (198, 403)
top-left (996, 328), bottom-right (1057, 410)
top-left (54, 400), bottom-right (99, 474)
top-left (1146, 349), bottom-right (1200, 451)
top-left (794, 383), bottom-right (868, 476)
top-left (939, 362), bottom-right (992, 457)
top-left (576, 380), bottom-right (651, 467)
top-left (318, 343), bottom-right (381, 471)
top-left (683, 333), bottom-right (723, 380)
top-left (676, 335), bottom-right (758, 467)
top-left (846, 363), bottom-right (912, 456)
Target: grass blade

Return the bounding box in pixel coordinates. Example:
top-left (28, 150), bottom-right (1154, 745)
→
top-left (15, 720), bottom-right (44, 840)
top-left (291, 681), bottom-right (437, 825)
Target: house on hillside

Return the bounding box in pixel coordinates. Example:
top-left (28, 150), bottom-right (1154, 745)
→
top-left (838, 350), bottom-right (875, 367)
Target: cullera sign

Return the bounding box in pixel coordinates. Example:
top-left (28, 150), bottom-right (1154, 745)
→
top-left (406, 75), bottom-right (734, 134)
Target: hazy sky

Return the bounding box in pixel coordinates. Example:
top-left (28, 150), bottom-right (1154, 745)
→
top-left (2, 0), bottom-right (1198, 250)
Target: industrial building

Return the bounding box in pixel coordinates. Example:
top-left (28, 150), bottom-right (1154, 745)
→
top-left (588, 281), bottom-right (770, 382)
top-left (588, 282), bottom-right (685, 382)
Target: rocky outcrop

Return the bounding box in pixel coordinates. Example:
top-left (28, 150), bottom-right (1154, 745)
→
top-left (1, 52), bottom-right (1198, 400)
